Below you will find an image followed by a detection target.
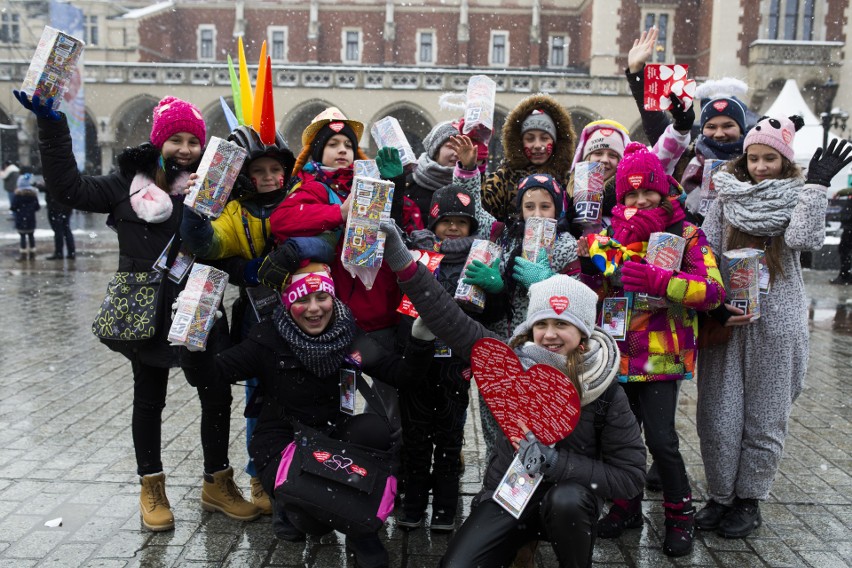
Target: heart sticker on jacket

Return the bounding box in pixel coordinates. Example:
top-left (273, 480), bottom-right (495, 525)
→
top-left (471, 338), bottom-right (581, 446)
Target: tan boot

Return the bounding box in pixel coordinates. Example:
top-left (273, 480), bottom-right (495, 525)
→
top-left (201, 466), bottom-right (261, 521)
top-left (250, 476), bottom-right (273, 515)
top-left (139, 472), bottom-right (175, 532)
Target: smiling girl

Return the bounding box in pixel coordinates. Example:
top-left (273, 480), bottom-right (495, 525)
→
top-left (695, 117), bottom-right (852, 539)
top-left (581, 142), bottom-right (725, 557)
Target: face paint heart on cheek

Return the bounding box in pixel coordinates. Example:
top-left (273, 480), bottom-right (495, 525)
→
top-left (290, 303), bottom-right (307, 318)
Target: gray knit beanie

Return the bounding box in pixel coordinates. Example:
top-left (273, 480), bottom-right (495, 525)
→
top-left (512, 275), bottom-right (598, 339)
top-left (422, 121), bottom-right (460, 160)
top-left (521, 109), bottom-right (557, 139)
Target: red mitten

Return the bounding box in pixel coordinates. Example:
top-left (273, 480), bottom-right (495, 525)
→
top-left (620, 261), bottom-right (673, 297)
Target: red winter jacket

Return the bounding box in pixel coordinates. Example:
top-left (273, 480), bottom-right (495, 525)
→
top-left (270, 167), bottom-right (405, 332)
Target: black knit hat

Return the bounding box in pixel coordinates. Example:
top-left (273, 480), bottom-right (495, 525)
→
top-left (515, 173), bottom-right (565, 218)
top-left (428, 184), bottom-right (479, 235)
top-left (310, 122), bottom-right (359, 163)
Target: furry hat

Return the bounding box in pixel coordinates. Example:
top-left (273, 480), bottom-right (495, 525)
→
top-left (282, 262), bottom-right (336, 309)
top-left (512, 275), bottom-right (598, 339)
top-left (743, 115), bottom-right (804, 162)
top-left (571, 120), bottom-right (631, 170)
top-left (150, 96), bottom-right (206, 148)
top-left (616, 142), bottom-right (670, 202)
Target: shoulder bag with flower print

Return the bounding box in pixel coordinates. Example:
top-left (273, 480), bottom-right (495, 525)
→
top-left (92, 271), bottom-right (162, 341)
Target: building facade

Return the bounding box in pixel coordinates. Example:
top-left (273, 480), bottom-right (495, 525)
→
top-left (0, 0), bottom-right (846, 173)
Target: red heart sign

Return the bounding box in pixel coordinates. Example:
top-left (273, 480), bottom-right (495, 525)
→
top-left (456, 192), bottom-right (471, 206)
top-left (471, 338), bottom-right (581, 445)
top-left (781, 129), bottom-right (792, 144)
top-left (550, 296), bottom-right (569, 314)
top-left (713, 100), bottom-right (729, 112)
top-left (628, 174), bottom-right (644, 189)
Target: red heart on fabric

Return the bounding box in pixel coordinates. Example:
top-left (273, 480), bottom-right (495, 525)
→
top-left (471, 338), bottom-right (581, 445)
top-left (781, 129), bottom-right (792, 144)
top-left (599, 128), bottom-right (614, 137)
top-left (534, 175), bottom-right (550, 183)
top-left (430, 203), bottom-right (440, 218)
top-left (329, 122), bottom-right (344, 132)
top-left (624, 207), bottom-right (638, 220)
top-left (457, 193), bottom-right (471, 206)
top-left (549, 296), bottom-right (569, 314)
top-left (628, 174), bottom-right (644, 189)
top-left (313, 451), bottom-right (331, 463)
top-left (713, 100), bottom-right (729, 112)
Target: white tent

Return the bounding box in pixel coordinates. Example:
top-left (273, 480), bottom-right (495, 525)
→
top-left (762, 79), bottom-right (850, 193)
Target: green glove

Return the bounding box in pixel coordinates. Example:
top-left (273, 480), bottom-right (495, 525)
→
top-left (463, 259), bottom-right (504, 294)
top-left (376, 147), bottom-right (403, 179)
top-left (512, 249), bottom-right (555, 289)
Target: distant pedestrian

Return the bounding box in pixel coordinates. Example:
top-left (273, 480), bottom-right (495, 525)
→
top-left (1, 159), bottom-right (20, 206)
top-left (37, 177), bottom-right (76, 260)
top-left (10, 172), bottom-right (39, 260)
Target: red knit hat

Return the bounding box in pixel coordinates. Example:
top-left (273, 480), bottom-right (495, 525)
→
top-left (615, 142), bottom-right (670, 203)
top-left (150, 96), bottom-right (207, 148)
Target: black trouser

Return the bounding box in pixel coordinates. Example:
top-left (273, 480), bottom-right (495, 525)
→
top-left (48, 209), bottom-right (75, 257)
top-left (18, 232), bottom-right (34, 248)
top-left (621, 381), bottom-right (690, 501)
top-left (441, 482), bottom-right (599, 568)
top-left (261, 414), bottom-right (392, 537)
top-left (400, 360), bottom-right (469, 517)
top-left (838, 223), bottom-right (852, 277)
top-left (132, 360), bottom-right (233, 476)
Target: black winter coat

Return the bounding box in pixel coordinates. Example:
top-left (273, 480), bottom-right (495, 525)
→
top-left (36, 116), bottom-right (221, 368)
top-left (184, 317), bottom-right (435, 475)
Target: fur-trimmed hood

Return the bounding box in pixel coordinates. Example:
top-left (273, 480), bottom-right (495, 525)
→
top-left (502, 93), bottom-right (576, 177)
top-left (116, 143), bottom-right (162, 179)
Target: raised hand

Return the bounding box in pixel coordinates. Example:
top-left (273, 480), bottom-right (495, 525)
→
top-left (446, 135), bottom-right (477, 170)
top-left (668, 93), bottom-right (696, 133)
top-left (806, 139), bottom-right (852, 187)
top-left (627, 26), bottom-right (658, 74)
top-left (13, 90), bottom-right (61, 121)
top-left (376, 146), bottom-right (403, 179)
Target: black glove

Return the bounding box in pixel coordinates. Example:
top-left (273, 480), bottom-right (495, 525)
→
top-left (669, 93), bottom-right (695, 134)
top-left (806, 138), bottom-right (852, 187)
top-left (258, 240), bottom-right (301, 290)
top-left (13, 90), bottom-right (61, 121)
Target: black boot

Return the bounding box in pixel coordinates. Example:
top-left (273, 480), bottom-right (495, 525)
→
top-left (597, 495), bottom-right (643, 538)
top-left (695, 499), bottom-right (731, 530)
top-left (345, 532), bottom-right (389, 568)
top-left (645, 461), bottom-right (662, 492)
top-left (717, 498), bottom-right (761, 538)
top-left (662, 495), bottom-right (694, 557)
top-left (271, 499), bottom-right (305, 542)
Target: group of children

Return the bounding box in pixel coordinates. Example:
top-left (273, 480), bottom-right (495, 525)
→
top-left (14, 25), bottom-right (852, 567)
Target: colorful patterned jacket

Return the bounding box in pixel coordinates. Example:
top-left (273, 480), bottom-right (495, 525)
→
top-left (587, 221), bottom-right (725, 382)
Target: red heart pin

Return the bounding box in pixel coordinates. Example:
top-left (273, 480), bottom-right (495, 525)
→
top-left (328, 122), bottom-right (345, 133)
top-left (549, 296), bottom-right (569, 314)
top-left (713, 100), bottom-right (729, 112)
top-left (781, 129), bottom-right (792, 144)
top-left (456, 193), bottom-right (471, 206)
top-left (628, 174), bottom-right (644, 189)
top-left (471, 338), bottom-right (581, 445)
top-left (624, 207), bottom-right (638, 220)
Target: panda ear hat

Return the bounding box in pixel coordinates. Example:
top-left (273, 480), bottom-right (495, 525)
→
top-left (744, 115), bottom-right (803, 161)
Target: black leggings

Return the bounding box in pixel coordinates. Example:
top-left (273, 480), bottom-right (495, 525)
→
top-left (620, 381), bottom-right (690, 501)
top-left (132, 360), bottom-right (233, 476)
top-left (441, 482), bottom-right (600, 568)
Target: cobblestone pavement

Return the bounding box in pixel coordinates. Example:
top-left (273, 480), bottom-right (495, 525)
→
top-left (0, 210), bottom-right (850, 567)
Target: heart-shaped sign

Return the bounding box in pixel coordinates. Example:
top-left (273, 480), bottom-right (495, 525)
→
top-left (471, 338), bottom-right (581, 445)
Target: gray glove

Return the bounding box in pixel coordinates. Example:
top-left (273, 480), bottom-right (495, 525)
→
top-left (411, 317), bottom-right (436, 341)
top-left (517, 431), bottom-right (558, 477)
top-left (379, 219), bottom-right (414, 272)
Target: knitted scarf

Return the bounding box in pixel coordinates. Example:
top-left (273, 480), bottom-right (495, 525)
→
top-left (715, 172), bottom-right (802, 237)
top-left (306, 161), bottom-right (354, 201)
top-left (610, 198), bottom-right (685, 245)
top-left (408, 230), bottom-right (477, 264)
top-left (273, 298), bottom-right (356, 377)
top-left (411, 152), bottom-right (454, 192)
top-left (695, 135), bottom-right (744, 161)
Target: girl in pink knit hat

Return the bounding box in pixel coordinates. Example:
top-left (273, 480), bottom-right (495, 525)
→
top-left (582, 142), bottom-right (726, 557)
top-left (695, 117), bottom-right (851, 539)
top-left (13, 90), bottom-right (260, 531)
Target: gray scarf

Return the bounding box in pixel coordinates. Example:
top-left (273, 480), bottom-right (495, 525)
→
top-left (716, 172), bottom-right (802, 237)
top-left (273, 299), bottom-right (356, 377)
top-left (409, 230), bottom-right (477, 264)
top-left (411, 152), bottom-right (454, 192)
